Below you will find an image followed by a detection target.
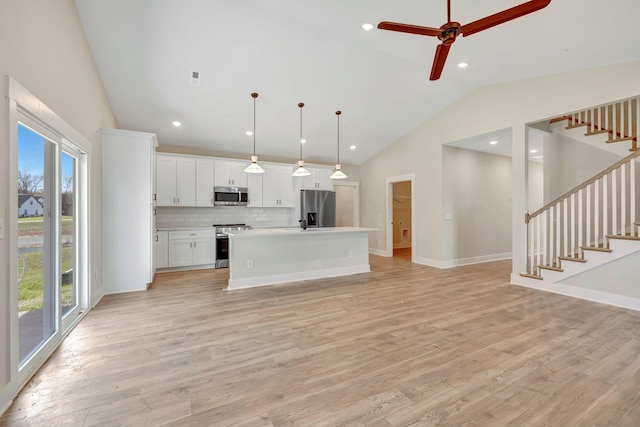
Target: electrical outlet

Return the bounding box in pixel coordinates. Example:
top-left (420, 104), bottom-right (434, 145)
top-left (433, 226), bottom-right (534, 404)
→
top-left (247, 259), bottom-right (253, 268)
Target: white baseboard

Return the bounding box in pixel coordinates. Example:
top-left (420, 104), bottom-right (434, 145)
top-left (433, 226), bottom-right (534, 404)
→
top-left (369, 248), bottom-right (389, 257)
top-left (439, 252), bottom-right (512, 269)
top-left (413, 253), bottom-right (512, 269)
top-left (510, 273), bottom-right (640, 312)
top-left (228, 264), bottom-right (371, 290)
top-left (412, 256), bottom-right (443, 268)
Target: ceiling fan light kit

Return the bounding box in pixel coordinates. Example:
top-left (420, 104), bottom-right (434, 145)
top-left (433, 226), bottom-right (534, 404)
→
top-left (244, 92), bottom-right (265, 174)
top-left (377, 0), bottom-right (552, 80)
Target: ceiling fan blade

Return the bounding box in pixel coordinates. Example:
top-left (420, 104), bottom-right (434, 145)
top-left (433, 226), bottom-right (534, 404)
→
top-left (377, 21), bottom-right (441, 37)
top-left (460, 0), bottom-right (551, 37)
top-left (430, 43), bottom-right (451, 81)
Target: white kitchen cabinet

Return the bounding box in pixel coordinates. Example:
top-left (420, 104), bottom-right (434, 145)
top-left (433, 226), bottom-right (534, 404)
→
top-left (102, 129), bottom-right (158, 293)
top-left (263, 164), bottom-right (294, 207)
top-left (155, 231), bottom-right (169, 269)
top-left (247, 173), bottom-right (263, 207)
top-left (156, 154), bottom-right (196, 206)
top-left (168, 230), bottom-right (216, 268)
top-left (196, 158), bottom-right (215, 206)
top-left (297, 166), bottom-right (333, 191)
top-left (214, 159), bottom-right (248, 188)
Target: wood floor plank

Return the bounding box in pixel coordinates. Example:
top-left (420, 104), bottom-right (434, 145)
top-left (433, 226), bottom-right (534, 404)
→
top-left (2, 255), bottom-right (640, 426)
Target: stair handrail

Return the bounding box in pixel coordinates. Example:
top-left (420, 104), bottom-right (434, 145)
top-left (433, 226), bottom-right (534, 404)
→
top-left (527, 148), bottom-right (640, 222)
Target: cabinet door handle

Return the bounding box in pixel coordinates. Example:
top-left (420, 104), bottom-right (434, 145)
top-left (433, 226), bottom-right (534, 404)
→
top-left (194, 242), bottom-right (197, 248)
top-left (177, 197), bottom-right (180, 204)
top-left (190, 242), bottom-right (192, 248)
top-left (155, 235), bottom-right (159, 242)
top-left (173, 197), bottom-right (176, 204)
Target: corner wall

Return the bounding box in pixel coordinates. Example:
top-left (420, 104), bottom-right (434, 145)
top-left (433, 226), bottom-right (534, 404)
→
top-left (0, 0), bottom-right (115, 413)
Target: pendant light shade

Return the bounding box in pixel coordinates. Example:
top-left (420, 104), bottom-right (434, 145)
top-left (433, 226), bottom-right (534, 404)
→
top-left (244, 92), bottom-right (265, 174)
top-left (292, 102), bottom-right (311, 177)
top-left (330, 110), bottom-right (348, 180)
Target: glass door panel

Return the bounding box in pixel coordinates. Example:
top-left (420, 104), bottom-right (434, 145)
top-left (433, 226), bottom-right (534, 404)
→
top-left (17, 123), bottom-right (57, 367)
top-left (61, 151), bottom-right (77, 318)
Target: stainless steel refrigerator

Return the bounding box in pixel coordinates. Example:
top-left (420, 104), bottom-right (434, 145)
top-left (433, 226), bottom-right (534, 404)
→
top-left (300, 189), bottom-right (336, 227)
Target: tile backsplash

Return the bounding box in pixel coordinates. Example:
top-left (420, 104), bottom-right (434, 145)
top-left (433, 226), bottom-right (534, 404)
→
top-left (156, 206), bottom-right (295, 228)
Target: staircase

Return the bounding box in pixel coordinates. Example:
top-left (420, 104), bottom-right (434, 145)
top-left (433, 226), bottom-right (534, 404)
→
top-left (521, 96), bottom-right (640, 288)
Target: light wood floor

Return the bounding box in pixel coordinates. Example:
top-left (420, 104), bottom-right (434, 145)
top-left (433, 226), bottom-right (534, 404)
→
top-left (3, 255), bottom-right (640, 426)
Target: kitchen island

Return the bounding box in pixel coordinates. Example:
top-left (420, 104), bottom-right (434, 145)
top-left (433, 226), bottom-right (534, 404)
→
top-left (224, 227), bottom-right (376, 290)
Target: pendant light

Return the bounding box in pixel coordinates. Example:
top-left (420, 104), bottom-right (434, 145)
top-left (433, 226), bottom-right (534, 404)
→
top-left (292, 102), bottom-right (311, 177)
top-left (330, 110), bottom-right (348, 180)
top-left (244, 92), bottom-right (265, 174)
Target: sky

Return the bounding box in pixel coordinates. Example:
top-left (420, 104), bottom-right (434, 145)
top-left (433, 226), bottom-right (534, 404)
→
top-left (18, 123), bottom-right (74, 188)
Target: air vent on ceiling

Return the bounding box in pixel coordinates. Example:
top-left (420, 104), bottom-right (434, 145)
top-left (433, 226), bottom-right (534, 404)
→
top-left (190, 71), bottom-right (200, 87)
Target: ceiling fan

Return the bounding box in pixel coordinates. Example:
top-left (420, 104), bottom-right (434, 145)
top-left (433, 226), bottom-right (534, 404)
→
top-left (378, 0), bottom-right (552, 80)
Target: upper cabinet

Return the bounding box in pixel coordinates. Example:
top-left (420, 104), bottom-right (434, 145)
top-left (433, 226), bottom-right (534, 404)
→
top-left (214, 159), bottom-right (248, 188)
top-left (297, 166), bottom-right (333, 191)
top-left (195, 158), bottom-right (215, 207)
top-left (156, 154), bottom-right (196, 206)
top-left (247, 173), bottom-right (263, 207)
top-left (263, 164), bottom-right (294, 207)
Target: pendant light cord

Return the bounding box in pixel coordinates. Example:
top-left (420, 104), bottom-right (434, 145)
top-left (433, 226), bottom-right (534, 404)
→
top-left (298, 102), bottom-right (304, 161)
top-left (251, 92), bottom-right (258, 156)
top-left (336, 110), bottom-right (341, 164)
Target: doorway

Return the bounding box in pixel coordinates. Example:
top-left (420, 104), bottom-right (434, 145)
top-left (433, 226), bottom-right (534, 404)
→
top-left (386, 174), bottom-right (415, 261)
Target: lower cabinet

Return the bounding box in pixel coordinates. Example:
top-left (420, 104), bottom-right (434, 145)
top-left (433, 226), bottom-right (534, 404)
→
top-left (155, 231), bottom-right (169, 269)
top-left (167, 230), bottom-right (216, 268)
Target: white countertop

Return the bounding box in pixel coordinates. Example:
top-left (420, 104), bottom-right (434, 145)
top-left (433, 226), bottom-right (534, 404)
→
top-left (225, 226), bottom-right (376, 238)
top-left (156, 227), bottom-right (216, 231)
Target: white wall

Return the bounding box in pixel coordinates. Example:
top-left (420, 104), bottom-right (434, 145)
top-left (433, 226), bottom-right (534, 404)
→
top-left (0, 0), bottom-right (115, 413)
top-left (359, 61), bottom-right (640, 273)
top-left (441, 146), bottom-right (512, 264)
top-left (543, 131), bottom-right (622, 203)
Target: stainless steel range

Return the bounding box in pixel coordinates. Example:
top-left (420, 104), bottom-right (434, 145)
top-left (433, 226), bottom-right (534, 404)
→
top-left (214, 224), bottom-right (252, 268)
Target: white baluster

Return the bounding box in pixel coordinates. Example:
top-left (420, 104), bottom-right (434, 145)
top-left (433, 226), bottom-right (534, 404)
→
top-left (586, 183), bottom-right (591, 247)
top-left (570, 193), bottom-right (576, 257)
top-left (548, 206), bottom-right (554, 265)
top-left (603, 174), bottom-right (609, 238)
top-left (612, 169), bottom-right (617, 236)
top-left (621, 163), bottom-right (627, 236)
top-left (578, 189), bottom-right (583, 256)
top-left (556, 202), bottom-right (561, 264)
top-left (594, 180), bottom-right (600, 247)
top-left (631, 159), bottom-right (637, 235)
top-left (563, 198), bottom-right (569, 258)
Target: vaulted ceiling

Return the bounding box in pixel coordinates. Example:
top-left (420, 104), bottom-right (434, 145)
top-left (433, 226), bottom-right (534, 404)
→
top-left (74, 0), bottom-right (640, 165)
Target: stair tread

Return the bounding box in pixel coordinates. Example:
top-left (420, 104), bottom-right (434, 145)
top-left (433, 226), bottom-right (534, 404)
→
top-left (566, 122), bottom-right (590, 129)
top-left (606, 137), bottom-right (634, 143)
top-left (585, 129), bottom-right (609, 136)
top-left (607, 234), bottom-right (640, 241)
top-left (538, 265), bottom-right (563, 272)
top-left (558, 256), bottom-right (587, 263)
top-left (581, 245), bottom-right (613, 253)
top-left (520, 272), bottom-right (543, 280)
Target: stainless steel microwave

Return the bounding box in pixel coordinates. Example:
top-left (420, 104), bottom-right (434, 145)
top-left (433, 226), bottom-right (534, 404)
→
top-left (214, 187), bottom-right (248, 206)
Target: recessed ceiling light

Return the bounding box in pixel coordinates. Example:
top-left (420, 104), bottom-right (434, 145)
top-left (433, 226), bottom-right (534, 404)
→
top-left (172, 121), bottom-right (182, 127)
top-left (246, 131), bottom-right (253, 136)
top-left (350, 145), bottom-right (357, 150)
top-left (489, 140), bottom-right (498, 145)
top-left (529, 149), bottom-right (538, 153)
top-left (458, 62), bottom-right (469, 68)
top-left (300, 138), bottom-right (306, 144)
top-left (362, 23), bottom-right (374, 31)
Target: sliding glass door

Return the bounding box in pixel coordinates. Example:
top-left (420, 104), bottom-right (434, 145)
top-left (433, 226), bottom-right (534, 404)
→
top-left (17, 123), bottom-right (57, 367)
top-left (17, 121), bottom-right (85, 372)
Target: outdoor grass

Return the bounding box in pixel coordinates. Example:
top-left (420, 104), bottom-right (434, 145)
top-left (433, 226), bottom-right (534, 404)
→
top-left (18, 216), bottom-right (73, 236)
top-left (18, 246), bottom-right (74, 312)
